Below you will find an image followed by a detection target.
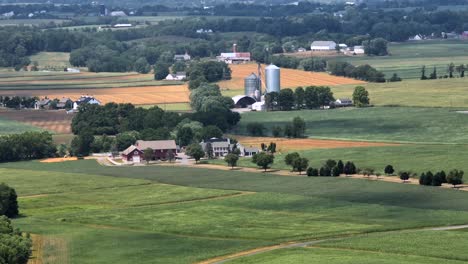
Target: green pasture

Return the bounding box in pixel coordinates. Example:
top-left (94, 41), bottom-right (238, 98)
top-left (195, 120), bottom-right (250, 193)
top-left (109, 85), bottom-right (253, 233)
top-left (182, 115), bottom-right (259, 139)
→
top-left (210, 144), bottom-right (468, 175)
top-left (148, 102), bottom-right (192, 111)
top-left (0, 116), bottom-right (43, 134)
top-left (235, 107), bottom-right (468, 144)
top-left (2, 160), bottom-right (468, 262)
top-left (333, 78), bottom-right (468, 108)
top-left (342, 40), bottom-right (468, 79)
top-left (29, 52), bottom-right (71, 69)
top-left (0, 19), bottom-right (68, 26)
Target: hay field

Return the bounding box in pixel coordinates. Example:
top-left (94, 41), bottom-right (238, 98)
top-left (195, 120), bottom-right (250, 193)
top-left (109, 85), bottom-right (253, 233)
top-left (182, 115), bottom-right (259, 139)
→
top-left (234, 136), bottom-right (398, 152)
top-left (218, 64), bottom-right (365, 91)
top-left (0, 109), bottom-right (73, 134)
top-left (0, 71), bottom-right (189, 105)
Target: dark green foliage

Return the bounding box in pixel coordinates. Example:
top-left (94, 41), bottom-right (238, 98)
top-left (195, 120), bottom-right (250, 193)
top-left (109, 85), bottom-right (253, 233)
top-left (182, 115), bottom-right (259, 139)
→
top-left (272, 126), bottom-right (282, 137)
top-left (278, 89), bottom-right (295, 111)
top-left (200, 126), bottom-right (223, 141)
top-left (0, 216), bottom-right (31, 264)
top-left (292, 116), bottom-right (306, 138)
top-left (134, 57), bottom-right (151, 74)
top-left (224, 153), bottom-right (239, 168)
top-left (294, 87), bottom-right (305, 109)
top-left (115, 131), bottom-right (139, 151)
top-left (91, 134), bottom-right (116, 153)
top-left (447, 169), bottom-right (464, 187)
top-left (353, 86), bottom-right (370, 107)
top-left (265, 92), bottom-right (279, 111)
top-left (188, 61), bottom-right (231, 85)
top-left (363, 38), bottom-right (388, 56)
top-left (337, 160), bottom-right (344, 174)
top-left (432, 173), bottom-right (444, 187)
top-left (0, 184), bottom-right (18, 218)
top-left (301, 58), bottom-right (327, 72)
top-left (0, 132), bottom-right (56, 163)
top-left (284, 152), bottom-right (300, 171)
top-left (389, 73), bottom-right (402, 82)
top-left (252, 152), bottom-right (275, 172)
top-left (399, 171), bottom-right (411, 181)
top-left (143, 148), bottom-right (153, 164)
top-left (419, 172), bottom-right (434, 186)
top-left (320, 166), bottom-right (331, 176)
top-left (186, 143), bottom-right (205, 163)
top-left (246, 122), bottom-right (265, 136)
top-left (384, 165), bottom-right (395, 175)
top-left (331, 166), bottom-right (341, 177)
top-left (344, 161), bottom-right (357, 175)
top-left (140, 128), bottom-right (171, 141)
top-left (328, 62), bottom-right (385, 83)
top-left (293, 157), bottom-right (309, 175)
top-left (154, 62), bottom-right (170, 80)
top-left (283, 124), bottom-right (293, 138)
top-left (177, 127), bottom-right (193, 147)
top-left (71, 131), bottom-right (95, 156)
top-left (306, 167), bottom-right (319, 177)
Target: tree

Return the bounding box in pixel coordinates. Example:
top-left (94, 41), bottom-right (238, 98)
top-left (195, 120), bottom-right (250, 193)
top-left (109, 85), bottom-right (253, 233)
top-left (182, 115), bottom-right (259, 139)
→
top-left (225, 153), bottom-right (239, 169)
top-left (177, 126), bottom-right (194, 147)
top-left (432, 172), bottom-right (443, 186)
top-left (384, 165), bottom-right (394, 175)
top-left (253, 152), bottom-right (274, 172)
top-left (278, 88), bottom-right (295, 111)
top-left (200, 125), bottom-right (223, 141)
top-left (71, 131), bottom-right (95, 156)
top-left (186, 143), bottom-right (205, 164)
top-left (115, 131), bottom-right (139, 151)
top-left (246, 122), bottom-right (264, 136)
top-left (154, 62), bottom-right (170, 80)
top-left (0, 184), bottom-right (18, 218)
top-left (389, 73), bottom-right (402, 82)
top-left (447, 169), bottom-right (464, 188)
top-left (143, 148), bottom-right (153, 164)
top-left (272, 126), bottom-right (282, 137)
top-left (448, 63), bottom-right (455, 78)
top-left (0, 216), bottom-right (32, 264)
top-left (344, 161), bottom-right (357, 176)
top-left (283, 124), bottom-right (293, 138)
top-left (429, 67), bottom-right (437, 79)
top-left (294, 87), bottom-right (305, 109)
top-left (307, 167), bottom-right (319, 176)
top-left (284, 152), bottom-right (300, 171)
top-left (293, 157), bottom-right (309, 175)
top-left (421, 65), bottom-right (427, 80)
top-left (292, 116), bottom-right (306, 138)
top-left (456, 64), bottom-right (465, 77)
top-left (352, 86), bottom-right (370, 107)
top-left (399, 171), bottom-right (410, 182)
top-left (337, 160), bottom-right (344, 174)
top-left (166, 149), bottom-right (175, 163)
top-left (134, 57), bottom-right (151, 74)
top-left (363, 38), bottom-right (388, 56)
top-left (331, 166), bottom-right (341, 177)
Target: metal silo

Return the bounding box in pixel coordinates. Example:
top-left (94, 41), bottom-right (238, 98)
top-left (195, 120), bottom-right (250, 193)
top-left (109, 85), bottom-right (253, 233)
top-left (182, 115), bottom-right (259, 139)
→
top-left (244, 73), bottom-right (261, 101)
top-left (265, 64), bottom-right (280, 93)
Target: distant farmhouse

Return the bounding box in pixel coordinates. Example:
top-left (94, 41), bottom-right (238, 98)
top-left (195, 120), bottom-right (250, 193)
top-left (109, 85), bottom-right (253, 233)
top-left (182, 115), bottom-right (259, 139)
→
top-left (334, 98), bottom-right (353, 107)
top-left (34, 99), bottom-right (51, 110)
top-left (174, 53), bottom-right (191, 61)
top-left (200, 138), bottom-right (260, 158)
top-left (217, 52), bottom-right (251, 64)
top-left (122, 140), bottom-right (177, 163)
top-left (73, 96), bottom-right (101, 110)
top-left (110, 11), bottom-right (127, 17)
top-left (165, 72), bottom-right (186, 81)
top-left (310, 41), bottom-right (337, 51)
top-left (113, 23), bottom-right (133, 28)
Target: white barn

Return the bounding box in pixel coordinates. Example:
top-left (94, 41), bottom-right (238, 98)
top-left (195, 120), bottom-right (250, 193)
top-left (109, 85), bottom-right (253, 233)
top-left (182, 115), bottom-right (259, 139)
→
top-left (310, 41), bottom-right (337, 51)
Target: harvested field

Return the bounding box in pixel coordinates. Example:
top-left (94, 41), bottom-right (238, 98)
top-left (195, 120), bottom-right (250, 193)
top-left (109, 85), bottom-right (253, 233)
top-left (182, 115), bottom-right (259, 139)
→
top-left (0, 85), bottom-right (189, 105)
top-left (218, 64), bottom-right (365, 91)
top-left (233, 136), bottom-right (399, 152)
top-left (40, 157), bottom-right (78, 163)
top-left (0, 109), bottom-right (73, 134)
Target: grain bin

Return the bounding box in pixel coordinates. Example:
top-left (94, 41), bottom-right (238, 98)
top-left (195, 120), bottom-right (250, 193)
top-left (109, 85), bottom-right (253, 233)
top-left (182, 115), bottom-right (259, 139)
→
top-left (244, 73), bottom-right (260, 100)
top-left (265, 64), bottom-right (280, 93)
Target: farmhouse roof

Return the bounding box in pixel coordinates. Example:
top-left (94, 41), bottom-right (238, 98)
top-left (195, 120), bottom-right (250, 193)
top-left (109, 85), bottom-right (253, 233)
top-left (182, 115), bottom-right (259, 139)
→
top-left (135, 140), bottom-right (177, 150)
top-left (36, 99), bottom-right (50, 106)
top-left (311, 41), bottom-right (337, 46)
top-left (122, 145), bottom-right (142, 155)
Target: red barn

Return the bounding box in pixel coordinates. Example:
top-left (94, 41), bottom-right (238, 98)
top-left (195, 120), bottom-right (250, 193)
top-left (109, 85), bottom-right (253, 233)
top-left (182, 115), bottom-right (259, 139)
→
top-left (121, 145), bottom-right (144, 163)
top-left (122, 140), bottom-right (177, 163)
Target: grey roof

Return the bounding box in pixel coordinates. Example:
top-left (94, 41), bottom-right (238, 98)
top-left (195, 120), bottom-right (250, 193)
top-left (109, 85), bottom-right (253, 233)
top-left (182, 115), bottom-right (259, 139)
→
top-left (59, 97), bottom-right (71, 103)
top-left (244, 147), bottom-right (259, 153)
top-left (245, 73), bottom-right (258, 80)
top-left (311, 41), bottom-right (337, 46)
top-left (265, 64), bottom-right (279, 70)
top-left (135, 140), bottom-right (177, 150)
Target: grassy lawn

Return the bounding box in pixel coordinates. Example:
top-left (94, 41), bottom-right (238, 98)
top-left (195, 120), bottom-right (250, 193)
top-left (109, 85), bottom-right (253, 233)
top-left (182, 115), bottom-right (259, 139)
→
top-left (342, 40), bottom-right (468, 79)
top-left (333, 78), bottom-right (468, 108)
top-left (142, 102), bottom-right (192, 111)
top-left (234, 107), bottom-right (468, 144)
top-left (1, 160), bottom-right (468, 262)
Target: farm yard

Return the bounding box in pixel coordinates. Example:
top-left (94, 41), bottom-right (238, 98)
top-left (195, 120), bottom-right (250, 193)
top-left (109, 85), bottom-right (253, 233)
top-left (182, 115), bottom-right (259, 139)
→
top-left (217, 63), bottom-right (365, 95)
top-left (1, 160), bottom-right (468, 263)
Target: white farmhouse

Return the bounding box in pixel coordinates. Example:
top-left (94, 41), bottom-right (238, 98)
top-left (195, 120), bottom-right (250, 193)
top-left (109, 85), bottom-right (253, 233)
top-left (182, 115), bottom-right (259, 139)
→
top-left (310, 41), bottom-right (337, 51)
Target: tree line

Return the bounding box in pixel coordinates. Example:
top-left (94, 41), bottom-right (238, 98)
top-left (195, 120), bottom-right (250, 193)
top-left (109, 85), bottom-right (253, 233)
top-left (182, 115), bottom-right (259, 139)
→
top-left (420, 63), bottom-right (467, 80)
top-left (0, 132), bottom-right (56, 163)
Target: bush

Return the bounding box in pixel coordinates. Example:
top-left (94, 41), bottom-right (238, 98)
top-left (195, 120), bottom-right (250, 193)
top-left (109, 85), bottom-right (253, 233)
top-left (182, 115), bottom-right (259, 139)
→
top-left (384, 165), bottom-right (394, 175)
top-left (246, 122), bottom-right (265, 136)
top-left (0, 216), bottom-right (32, 264)
top-left (0, 184), bottom-right (18, 218)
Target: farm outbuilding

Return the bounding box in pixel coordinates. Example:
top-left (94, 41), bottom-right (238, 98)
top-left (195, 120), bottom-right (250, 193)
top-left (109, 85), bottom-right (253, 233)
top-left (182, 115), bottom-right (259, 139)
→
top-left (122, 140), bottom-right (177, 163)
top-left (232, 95), bottom-right (257, 108)
top-left (310, 41), bottom-right (337, 51)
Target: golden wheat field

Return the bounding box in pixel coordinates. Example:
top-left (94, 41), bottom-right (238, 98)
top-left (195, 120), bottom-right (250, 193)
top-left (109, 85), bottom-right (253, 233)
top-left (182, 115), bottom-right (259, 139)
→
top-left (218, 64), bottom-right (366, 91)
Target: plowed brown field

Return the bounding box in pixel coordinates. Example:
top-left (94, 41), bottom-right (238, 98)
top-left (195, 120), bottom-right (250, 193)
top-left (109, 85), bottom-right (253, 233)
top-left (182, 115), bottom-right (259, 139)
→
top-left (218, 64), bottom-right (366, 91)
top-left (0, 109), bottom-right (73, 134)
top-left (0, 85), bottom-right (190, 105)
top-left (234, 136), bottom-right (398, 152)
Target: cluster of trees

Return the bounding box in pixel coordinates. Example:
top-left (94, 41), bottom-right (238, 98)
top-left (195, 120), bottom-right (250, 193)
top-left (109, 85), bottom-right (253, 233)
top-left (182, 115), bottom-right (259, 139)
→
top-left (363, 38), bottom-right (389, 56)
top-left (266, 86), bottom-right (335, 111)
top-left (246, 116), bottom-right (306, 139)
top-left (0, 183), bottom-right (32, 264)
top-left (0, 96), bottom-right (36, 109)
top-left (352, 86), bottom-right (370, 107)
top-left (187, 61), bottom-right (231, 89)
top-left (328, 62), bottom-right (386, 82)
top-left (307, 159), bottom-right (358, 177)
top-left (421, 63), bottom-right (467, 80)
top-left (419, 170), bottom-right (464, 188)
top-left (0, 132), bottom-right (56, 163)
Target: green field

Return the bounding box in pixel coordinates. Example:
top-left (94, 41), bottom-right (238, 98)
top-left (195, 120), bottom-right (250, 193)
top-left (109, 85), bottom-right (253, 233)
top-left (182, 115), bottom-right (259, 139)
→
top-left (0, 116), bottom-right (43, 134)
top-left (342, 40), bottom-right (468, 79)
top-left (29, 52), bottom-right (72, 69)
top-left (333, 78), bottom-right (468, 108)
top-left (235, 107), bottom-right (468, 144)
top-left (1, 160), bottom-right (468, 263)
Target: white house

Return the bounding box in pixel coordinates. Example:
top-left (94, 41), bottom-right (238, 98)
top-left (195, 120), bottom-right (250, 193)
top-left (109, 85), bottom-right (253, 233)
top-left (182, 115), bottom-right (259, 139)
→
top-left (338, 43), bottom-right (348, 49)
top-left (251, 101), bottom-right (266, 111)
top-left (200, 138), bottom-right (233, 157)
top-left (335, 98), bottom-right (353, 107)
top-left (237, 144), bottom-right (260, 157)
top-left (310, 41), bottom-right (337, 51)
top-left (297, 47), bottom-right (307, 52)
top-left (174, 53), bottom-right (191, 61)
top-left (165, 72), bottom-right (186, 81)
top-left (73, 96), bottom-right (101, 110)
top-left (353, 46), bottom-right (365, 54)
top-left (409, 34), bottom-right (424, 41)
top-left (66, 68), bottom-right (80, 73)
top-left (113, 24), bottom-right (133, 28)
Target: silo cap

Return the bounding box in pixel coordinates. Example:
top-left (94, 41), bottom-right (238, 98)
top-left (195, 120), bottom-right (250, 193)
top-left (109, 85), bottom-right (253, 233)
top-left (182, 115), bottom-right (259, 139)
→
top-left (265, 64), bottom-right (280, 69)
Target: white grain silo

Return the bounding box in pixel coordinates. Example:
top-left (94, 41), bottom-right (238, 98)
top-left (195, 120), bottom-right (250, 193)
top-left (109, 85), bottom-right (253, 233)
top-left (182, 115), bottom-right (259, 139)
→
top-left (265, 64), bottom-right (280, 93)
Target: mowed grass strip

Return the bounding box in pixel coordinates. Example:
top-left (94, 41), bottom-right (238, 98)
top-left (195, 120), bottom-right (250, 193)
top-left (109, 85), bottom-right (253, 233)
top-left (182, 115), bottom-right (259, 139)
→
top-left (235, 107), bottom-right (468, 144)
